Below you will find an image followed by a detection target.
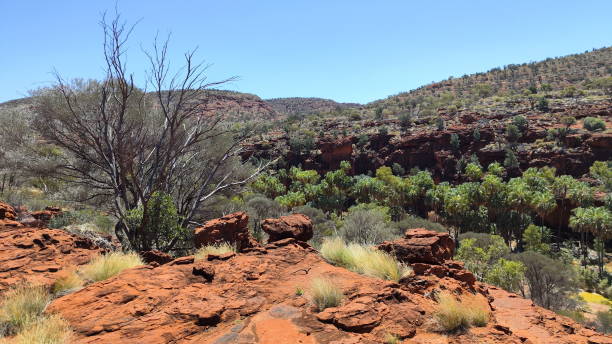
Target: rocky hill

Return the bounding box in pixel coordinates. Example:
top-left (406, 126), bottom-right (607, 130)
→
top-left (266, 97), bottom-right (361, 118)
top-left (1, 207), bottom-right (611, 343)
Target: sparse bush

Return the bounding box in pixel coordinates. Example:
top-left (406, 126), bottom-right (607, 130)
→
top-left (596, 310), bottom-right (612, 334)
top-left (52, 269), bottom-right (84, 294)
top-left (384, 333), bottom-right (401, 344)
top-left (310, 277), bottom-right (343, 311)
top-left (339, 208), bottom-right (397, 245)
top-left (194, 242), bottom-right (235, 260)
top-left (583, 117), bottom-right (606, 131)
top-left (79, 252), bottom-right (143, 282)
top-left (434, 292), bottom-right (490, 332)
top-left (394, 215), bottom-right (447, 233)
top-left (11, 315), bottom-right (72, 344)
top-left (0, 284), bottom-right (50, 334)
top-left (320, 237), bottom-right (411, 281)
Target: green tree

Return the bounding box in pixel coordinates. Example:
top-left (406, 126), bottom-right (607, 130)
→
top-left (450, 133), bottom-right (460, 151)
top-left (584, 117), bottom-right (606, 131)
top-left (485, 258), bottom-right (526, 293)
top-left (570, 207), bottom-right (612, 276)
top-left (523, 224), bottom-right (551, 255)
top-left (464, 163), bottom-right (483, 182)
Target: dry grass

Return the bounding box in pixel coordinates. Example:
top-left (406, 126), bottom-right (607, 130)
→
top-left (434, 292), bottom-right (490, 332)
top-left (194, 242), bottom-right (236, 260)
top-left (52, 269), bottom-right (84, 294)
top-left (79, 251), bottom-right (143, 282)
top-left (11, 315), bottom-right (72, 344)
top-left (310, 277), bottom-right (343, 311)
top-left (320, 237), bottom-right (411, 282)
top-left (0, 284), bottom-right (50, 334)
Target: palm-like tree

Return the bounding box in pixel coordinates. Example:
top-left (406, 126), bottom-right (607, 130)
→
top-left (570, 207), bottom-right (612, 277)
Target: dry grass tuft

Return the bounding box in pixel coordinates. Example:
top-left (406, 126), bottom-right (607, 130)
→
top-left (434, 292), bottom-right (490, 332)
top-left (310, 277), bottom-right (343, 311)
top-left (11, 315), bottom-right (72, 344)
top-left (194, 242), bottom-right (236, 260)
top-left (0, 284), bottom-right (50, 334)
top-left (52, 269), bottom-right (84, 294)
top-left (320, 237), bottom-right (411, 282)
top-left (79, 251), bottom-right (143, 282)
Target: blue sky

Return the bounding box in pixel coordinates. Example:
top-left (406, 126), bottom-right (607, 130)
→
top-left (1, 1), bottom-right (611, 104)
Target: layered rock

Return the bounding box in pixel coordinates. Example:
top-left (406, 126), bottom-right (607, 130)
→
top-left (193, 211), bottom-right (258, 251)
top-left (0, 201), bottom-right (22, 227)
top-left (377, 228), bottom-right (454, 265)
top-left (45, 233), bottom-right (612, 344)
top-left (261, 213), bottom-right (313, 243)
top-left (0, 225), bottom-right (104, 293)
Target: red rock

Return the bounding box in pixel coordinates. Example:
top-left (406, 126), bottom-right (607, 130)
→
top-left (193, 212), bottom-right (258, 251)
top-left (377, 228), bottom-right (454, 265)
top-left (140, 250), bottom-right (173, 265)
top-left (261, 214), bottom-right (313, 242)
top-left (0, 202), bottom-right (17, 220)
top-left (0, 226), bottom-right (103, 293)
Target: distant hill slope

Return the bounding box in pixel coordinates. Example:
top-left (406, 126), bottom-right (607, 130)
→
top-left (266, 97), bottom-right (361, 118)
top-left (367, 46), bottom-right (612, 114)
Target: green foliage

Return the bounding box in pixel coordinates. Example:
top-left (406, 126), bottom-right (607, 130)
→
top-left (504, 149), bottom-right (519, 168)
top-left (505, 124), bottom-right (521, 143)
top-left (125, 191), bottom-right (187, 252)
top-left (484, 258), bottom-right (525, 293)
top-left (435, 117), bottom-right (445, 130)
top-left (275, 191), bottom-right (306, 209)
top-left (434, 292), bottom-right (490, 332)
top-left (535, 96), bottom-right (549, 111)
top-left (79, 252), bottom-right (143, 282)
top-left (391, 163), bottom-right (405, 177)
top-left (590, 161), bottom-right (612, 191)
top-left (251, 174), bottom-right (286, 199)
top-left (450, 133), bottom-right (460, 151)
top-left (514, 251), bottom-right (578, 309)
top-left (464, 163), bottom-right (483, 182)
top-left (512, 115), bottom-right (529, 132)
top-left (583, 117), bottom-right (606, 131)
top-left (0, 285), bottom-right (50, 335)
top-left (523, 224), bottom-right (551, 255)
top-left (474, 83), bottom-right (493, 98)
top-left (394, 215), bottom-right (447, 233)
top-left (456, 234), bottom-right (509, 281)
top-left (486, 162), bottom-right (505, 177)
top-left (596, 310), bottom-right (612, 334)
top-left (472, 128), bottom-right (481, 141)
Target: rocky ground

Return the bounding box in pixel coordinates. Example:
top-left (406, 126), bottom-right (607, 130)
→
top-left (1, 205), bottom-right (611, 343)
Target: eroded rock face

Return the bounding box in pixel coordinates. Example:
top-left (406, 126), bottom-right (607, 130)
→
top-left (0, 226), bottom-right (103, 293)
top-left (141, 250), bottom-right (173, 265)
top-left (193, 212), bottom-right (258, 251)
top-left (0, 201), bottom-right (22, 227)
top-left (45, 235), bottom-right (612, 344)
top-left (377, 228), bottom-right (455, 265)
top-left (261, 214), bottom-right (313, 243)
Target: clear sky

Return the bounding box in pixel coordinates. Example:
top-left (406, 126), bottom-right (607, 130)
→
top-left (1, 1), bottom-right (611, 104)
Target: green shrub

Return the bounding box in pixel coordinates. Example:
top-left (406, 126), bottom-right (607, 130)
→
top-left (79, 252), bottom-right (143, 282)
top-left (484, 258), bottom-right (525, 293)
top-left (583, 117), bottom-right (606, 131)
top-left (0, 285), bottom-right (50, 334)
top-left (194, 242), bottom-right (235, 260)
top-left (310, 277), bottom-right (343, 311)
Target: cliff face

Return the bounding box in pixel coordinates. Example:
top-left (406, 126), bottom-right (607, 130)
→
top-left (244, 101), bottom-right (612, 181)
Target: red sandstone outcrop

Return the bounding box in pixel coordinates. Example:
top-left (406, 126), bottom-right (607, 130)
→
top-left (377, 228), bottom-right (455, 265)
top-left (261, 213), bottom-right (313, 243)
top-left (0, 201), bottom-right (22, 227)
top-left (0, 225), bottom-right (104, 293)
top-left (193, 211), bottom-right (258, 251)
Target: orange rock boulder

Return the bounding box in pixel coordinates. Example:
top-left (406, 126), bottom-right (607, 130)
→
top-left (377, 228), bottom-right (454, 265)
top-left (193, 211), bottom-right (258, 251)
top-left (261, 213), bottom-right (313, 243)
top-left (0, 201), bottom-right (22, 227)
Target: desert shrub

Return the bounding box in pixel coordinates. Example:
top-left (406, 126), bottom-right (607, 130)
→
top-left (464, 163), bottom-right (483, 181)
top-left (596, 310), bottom-right (612, 334)
top-left (434, 292), bottom-right (490, 332)
top-left (393, 215), bottom-right (446, 233)
top-left (583, 117), bottom-right (606, 131)
top-left (449, 133), bottom-right (460, 151)
top-left (523, 224), bottom-right (551, 255)
top-left (310, 277), bottom-right (343, 311)
top-left (557, 309), bottom-right (586, 324)
top-left (49, 210), bottom-right (115, 234)
top-left (514, 251), bottom-right (579, 310)
top-left (245, 195), bottom-right (283, 242)
top-left (319, 237), bottom-right (411, 281)
top-left (339, 208), bottom-right (397, 245)
top-left (0, 285), bottom-right (50, 334)
top-left (484, 258), bottom-right (525, 293)
top-left (52, 269), bottom-right (84, 294)
top-left (384, 333), bottom-right (401, 344)
top-left (194, 242), bottom-right (235, 260)
top-left (124, 191), bottom-right (188, 252)
top-left (10, 315), bottom-right (72, 344)
top-left (79, 252), bottom-right (143, 282)
top-left (456, 233), bottom-right (509, 280)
